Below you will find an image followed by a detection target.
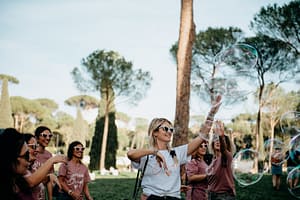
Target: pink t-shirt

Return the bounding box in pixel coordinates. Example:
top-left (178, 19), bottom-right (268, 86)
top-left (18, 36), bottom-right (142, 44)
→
top-left (29, 149), bottom-right (53, 199)
top-left (207, 151), bottom-right (235, 195)
top-left (36, 149), bottom-right (54, 172)
top-left (58, 161), bottom-right (91, 200)
top-left (24, 170), bottom-right (45, 200)
top-left (185, 158), bottom-right (208, 200)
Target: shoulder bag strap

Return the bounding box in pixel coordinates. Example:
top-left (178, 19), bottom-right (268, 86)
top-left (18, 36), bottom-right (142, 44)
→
top-left (132, 155), bottom-right (149, 200)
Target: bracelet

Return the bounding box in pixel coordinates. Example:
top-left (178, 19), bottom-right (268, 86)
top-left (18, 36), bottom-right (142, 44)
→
top-left (153, 149), bottom-right (158, 156)
top-left (68, 190), bottom-right (73, 195)
top-left (207, 112), bottom-right (215, 119)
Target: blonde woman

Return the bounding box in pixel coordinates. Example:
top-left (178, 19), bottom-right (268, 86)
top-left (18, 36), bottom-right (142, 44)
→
top-left (127, 96), bottom-right (221, 200)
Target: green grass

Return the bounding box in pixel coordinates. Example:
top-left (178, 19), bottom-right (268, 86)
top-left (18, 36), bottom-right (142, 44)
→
top-left (88, 172), bottom-right (298, 200)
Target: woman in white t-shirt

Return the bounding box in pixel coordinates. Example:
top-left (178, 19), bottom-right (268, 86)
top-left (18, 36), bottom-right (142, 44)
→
top-left (127, 96), bottom-right (221, 200)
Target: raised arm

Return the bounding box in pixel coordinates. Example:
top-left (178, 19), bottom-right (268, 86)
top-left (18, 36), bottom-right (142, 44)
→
top-left (187, 95), bottom-right (222, 155)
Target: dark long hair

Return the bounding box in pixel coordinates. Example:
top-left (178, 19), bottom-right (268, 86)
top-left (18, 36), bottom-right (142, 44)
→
top-left (211, 135), bottom-right (232, 168)
top-left (0, 128), bottom-right (31, 200)
top-left (34, 126), bottom-right (51, 137)
top-left (67, 141), bottom-right (83, 161)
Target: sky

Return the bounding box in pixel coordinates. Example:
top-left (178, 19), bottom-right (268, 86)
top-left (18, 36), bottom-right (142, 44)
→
top-left (0, 0), bottom-right (293, 123)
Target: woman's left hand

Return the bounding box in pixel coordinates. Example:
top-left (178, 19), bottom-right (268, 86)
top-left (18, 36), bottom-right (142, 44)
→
top-left (214, 120), bottom-right (224, 137)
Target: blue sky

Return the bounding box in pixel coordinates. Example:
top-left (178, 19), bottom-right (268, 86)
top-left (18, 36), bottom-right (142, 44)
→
top-left (0, 0), bottom-right (292, 122)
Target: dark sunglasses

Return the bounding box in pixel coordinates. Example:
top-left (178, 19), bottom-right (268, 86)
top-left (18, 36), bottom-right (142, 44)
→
top-left (200, 143), bottom-right (208, 148)
top-left (74, 147), bottom-right (85, 151)
top-left (40, 133), bottom-right (53, 139)
top-left (159, 126), bottom-right (174, 133)
top-left (27, 143), bottom-right (39, 150)
top-left (18, 150), bottom-right (30, 162)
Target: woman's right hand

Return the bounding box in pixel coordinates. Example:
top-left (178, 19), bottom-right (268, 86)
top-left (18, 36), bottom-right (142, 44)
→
top-left (50, 155), bottom-right (67, 164)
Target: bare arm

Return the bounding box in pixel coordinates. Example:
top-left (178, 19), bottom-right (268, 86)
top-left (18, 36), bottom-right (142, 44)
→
top-left (83, 183), bottom-right (93, 200)
top-left (25, 155), bottom-right (67, 187)
top-left (188, 174), bottom-right (207, 183)
top-left (127, 148), bottom-right (157, 162)
top-left (127, 149), bottom-right (168, 172)
top-left (187, 95), bottom-right (222, 155)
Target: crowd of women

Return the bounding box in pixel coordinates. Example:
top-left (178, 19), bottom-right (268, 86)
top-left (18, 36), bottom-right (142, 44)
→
top-left (1, 94), bottom-right (232, 200)
top-left (0, 126), bottom-right (93, 200)
top-left (127, 95), bottom-right (236, 200)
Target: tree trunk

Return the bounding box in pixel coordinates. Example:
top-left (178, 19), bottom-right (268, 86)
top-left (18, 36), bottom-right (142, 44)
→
top-left (254, 84), bottom-right (265, 172)
top-left (173, 0), bottom-right (195, 147)
top-left (99, 103), bottom-right (110, 171)
top-left (268, 122), bottom-right (276, 172)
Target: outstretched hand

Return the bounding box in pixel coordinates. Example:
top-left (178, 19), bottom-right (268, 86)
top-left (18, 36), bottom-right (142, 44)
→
top-left (214, 120), bottom-right (224, 137)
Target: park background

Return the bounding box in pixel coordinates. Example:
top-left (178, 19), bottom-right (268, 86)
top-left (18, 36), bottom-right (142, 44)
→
top-left (1, 0), bottom-right (300, 199)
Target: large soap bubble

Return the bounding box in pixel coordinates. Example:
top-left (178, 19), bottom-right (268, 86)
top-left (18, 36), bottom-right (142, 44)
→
top-left (209, 43), bottom-right (258, 107)
top-left (289, 134), bottom-right (300, 165)
top-left (287, 165), bottom-right (300, 199)
top-left (232, 149), bottom-right (265, 187)
top-left (264, 138), bottom-right (289, 168)
top-left (214, 43), bottom-right (258, 69)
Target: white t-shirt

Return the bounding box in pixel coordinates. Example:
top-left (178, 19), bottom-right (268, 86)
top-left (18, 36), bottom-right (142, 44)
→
top-left (132, 144), bottom-right (188, 198)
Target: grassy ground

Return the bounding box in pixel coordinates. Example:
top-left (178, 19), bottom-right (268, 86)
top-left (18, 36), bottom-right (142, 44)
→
top-left (88, 172), bottom-right (297, 200)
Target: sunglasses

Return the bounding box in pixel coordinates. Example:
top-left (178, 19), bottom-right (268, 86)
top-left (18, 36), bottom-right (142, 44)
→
top-left (74, 147), bottom-right (85, 151)
top-left (200, 143), bottom-right (208, 148)
top-left (40, 133), bottom-right (53, 139)
top-left (159, 126), bottom-right (174, 133)
top-left (27, 143), bottom-right (39, 150)
top-left (18, 150), bottom-right (30, 162)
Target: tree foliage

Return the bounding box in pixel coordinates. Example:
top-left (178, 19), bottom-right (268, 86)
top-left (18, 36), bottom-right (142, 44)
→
top-left (170, 27), bottom-right (244, 106)
top-left (35, 98), bottom-right (58, 112)
top-left (250, 0), bottom-right (300, 55)
top-left (65, 95), bottom-right (99, 110)
top-left (71, 50), bottom-right (152, 105)
top-left (241, 34), bottom-right (299, 158)
top-left (72, 49), bottom-right (152, 170)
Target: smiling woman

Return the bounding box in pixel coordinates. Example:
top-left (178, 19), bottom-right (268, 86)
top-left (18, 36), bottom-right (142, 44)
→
top-left (0, 128), bottom-right (33, 200)
top-left (57, 141), bottom-right (93, 200)
top-left (127, 96), bottom-right (222, 200)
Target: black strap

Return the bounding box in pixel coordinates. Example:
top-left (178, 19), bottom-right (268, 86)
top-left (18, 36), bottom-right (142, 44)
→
top-left (132, 155), bottom-right (149, 200)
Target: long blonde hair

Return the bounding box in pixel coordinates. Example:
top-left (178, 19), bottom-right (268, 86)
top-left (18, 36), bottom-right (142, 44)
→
top-left (148, 118), bottom-right (179, 166)
top-left (148, 118), bottom-right (172, 148)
